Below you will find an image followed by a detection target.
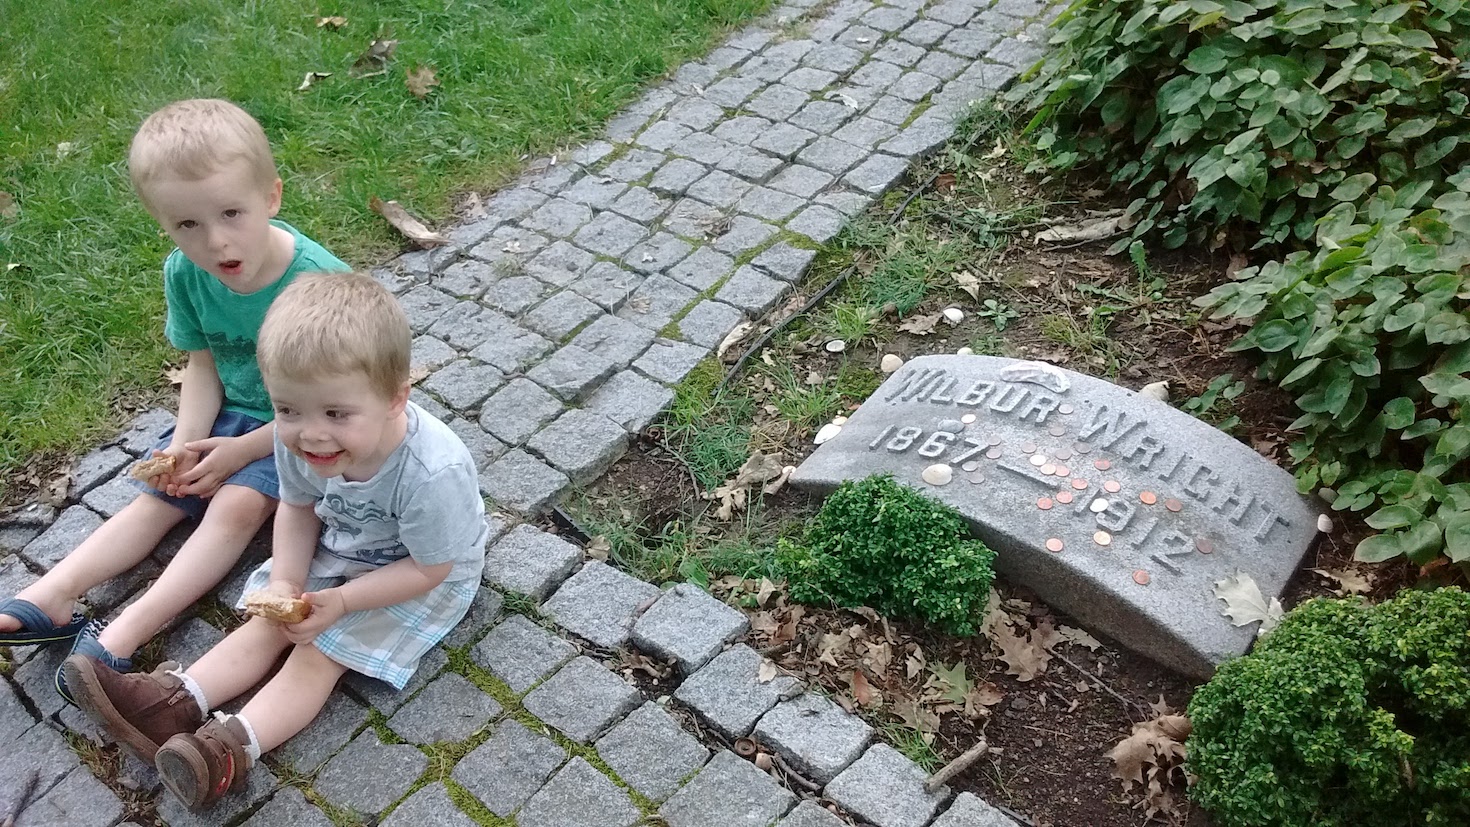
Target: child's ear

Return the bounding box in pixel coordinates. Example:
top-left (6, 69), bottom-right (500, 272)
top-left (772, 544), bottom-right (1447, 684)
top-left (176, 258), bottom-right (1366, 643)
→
top-left (266, 178), bottom-right (283, 217)
top-left (389, 381), bottom-right (411, 415)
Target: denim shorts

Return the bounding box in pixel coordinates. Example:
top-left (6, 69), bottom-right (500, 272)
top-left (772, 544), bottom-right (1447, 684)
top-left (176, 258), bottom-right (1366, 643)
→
top-left (131, 409), bottom-right (279, 520)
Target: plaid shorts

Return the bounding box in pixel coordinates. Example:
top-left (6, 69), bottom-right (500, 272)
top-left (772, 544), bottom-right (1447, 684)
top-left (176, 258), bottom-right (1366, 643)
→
top-left (236, 560), bottom-right (478, 689)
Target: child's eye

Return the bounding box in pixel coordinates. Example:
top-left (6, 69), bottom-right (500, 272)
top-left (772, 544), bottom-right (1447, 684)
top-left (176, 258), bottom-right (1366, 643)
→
top-left (223, 209), bottom-right (241, 219)
top-left (275, 406), bottom-right (295, 416)
top-left (326, 410), bottom-right (346, 419)
top-left (176, 220), bottom-right (197, 230)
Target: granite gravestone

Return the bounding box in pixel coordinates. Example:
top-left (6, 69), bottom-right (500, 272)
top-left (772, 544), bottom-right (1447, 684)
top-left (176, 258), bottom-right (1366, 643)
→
top-left (790, 355), bottom-right (1318, 678)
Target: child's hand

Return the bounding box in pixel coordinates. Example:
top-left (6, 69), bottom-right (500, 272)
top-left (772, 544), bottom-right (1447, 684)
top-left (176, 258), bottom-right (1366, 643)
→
top-left (174, 435), bottom-right (252, 497)
top-left (283, 588), bottom-right (348, 645)
top-left (151, 446), bottom-right (201, 497)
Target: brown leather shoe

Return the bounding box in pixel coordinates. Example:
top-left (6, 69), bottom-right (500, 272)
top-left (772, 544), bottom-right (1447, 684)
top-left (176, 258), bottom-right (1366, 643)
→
top-left (63, 655), bottom-right (203, 762)
top-left (156, 716), bottom-right (252, 811)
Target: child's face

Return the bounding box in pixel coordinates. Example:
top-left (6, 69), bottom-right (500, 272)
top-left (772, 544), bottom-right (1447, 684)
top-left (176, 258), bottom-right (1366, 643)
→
top-left (143, 160), bottom-right (284, 293)
top-left (267, 371), bottom-right (409, 482)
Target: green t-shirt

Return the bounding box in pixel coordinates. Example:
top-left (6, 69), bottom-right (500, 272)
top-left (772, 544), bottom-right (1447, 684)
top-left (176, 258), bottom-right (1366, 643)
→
top-left (163, 220), bottom-right (350, 421)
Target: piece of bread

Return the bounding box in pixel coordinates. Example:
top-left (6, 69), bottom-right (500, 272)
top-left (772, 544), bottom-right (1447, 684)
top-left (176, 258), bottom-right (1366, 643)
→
top-left (242, 591), bottom-right (311, 624)
top-left (128, 454), bottom-right (176, 482)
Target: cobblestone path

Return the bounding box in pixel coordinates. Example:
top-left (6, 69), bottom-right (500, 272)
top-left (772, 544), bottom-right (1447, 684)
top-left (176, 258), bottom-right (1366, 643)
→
top-left (2, 0), bottom-right (1057, 824)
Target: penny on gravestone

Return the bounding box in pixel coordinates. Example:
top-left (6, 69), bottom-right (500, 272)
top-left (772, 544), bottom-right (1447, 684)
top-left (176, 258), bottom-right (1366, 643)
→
top-left (790, 355), bottom-right (1319, 678)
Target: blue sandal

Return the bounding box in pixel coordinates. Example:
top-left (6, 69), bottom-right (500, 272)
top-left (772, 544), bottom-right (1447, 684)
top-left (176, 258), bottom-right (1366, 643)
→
top-left (56, 619), bottom-right (134, 705)
top-left (0, 598), bottom-right (88, 646)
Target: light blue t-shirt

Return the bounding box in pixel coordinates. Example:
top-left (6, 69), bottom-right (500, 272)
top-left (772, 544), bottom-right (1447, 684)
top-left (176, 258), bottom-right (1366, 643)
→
top-left (276, 402), bottom-right (488, 583)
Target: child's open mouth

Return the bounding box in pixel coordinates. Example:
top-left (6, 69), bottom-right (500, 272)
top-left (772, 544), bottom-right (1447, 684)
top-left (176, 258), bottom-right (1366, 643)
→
top-left (302, 450), bottom-right (343, 467)
top-left (219, 260), bottom-right (243, 275)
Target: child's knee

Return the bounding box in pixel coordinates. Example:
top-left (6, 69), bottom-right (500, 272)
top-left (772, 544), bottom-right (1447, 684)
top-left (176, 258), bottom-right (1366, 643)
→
top-left (202, 487), bottom-right (277, 532)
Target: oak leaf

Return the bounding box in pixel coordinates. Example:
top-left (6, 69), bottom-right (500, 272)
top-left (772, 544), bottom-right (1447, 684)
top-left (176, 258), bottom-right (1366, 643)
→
top-left (406, 65), bottom-right (440, 99)
top-left (1213, 571), bottom-right (1284, 635)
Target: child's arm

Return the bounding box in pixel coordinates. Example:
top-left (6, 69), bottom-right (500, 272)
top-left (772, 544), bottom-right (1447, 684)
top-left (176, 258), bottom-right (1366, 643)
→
top-left (145, 349), bottom-right (223, 496)
top-left (266, 501), bottom-right (322, 596)
top-left (285, 557), bottom-right (453, 644)
top-left (176, 423), bottom-right (276, 497)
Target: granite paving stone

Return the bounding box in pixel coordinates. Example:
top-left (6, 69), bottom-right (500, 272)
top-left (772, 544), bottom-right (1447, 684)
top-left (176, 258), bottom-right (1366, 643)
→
top-left (634, 338), bottom-right (710, 384)
top-left (676, 300), bottom-right (747, 349)
top-left (399, 285), bottom-right (457, 333)
top-left (481, 525), bottom-right (583, 604)
top-left (689, 170), bottom-right (754, 208)
top-left (527, 345), bottom-right (617, 402)
top-left (564, 176), bottom-right (629, 210)
top-left (482, 274), bottom-right (550, 315)
top-left (15, 765), bottom-right (125, 827)
top-left (522, 198), bottom-right (595, 238)
top-left (568, 261), bottom-right (644, 311)
top-left (523, 290), bottom-right (604, 341)
top-left (798, 136), bottom-right (869, 174)
top-left (987, 36), bottom-right (1045, 68)
top-left (381, 784), bottom-right (480, 827)
top-left (391, 673), bottom-right (503, 744)
top-left (753, 692), bottom-right (873, 784)
top-left (737, 185), bottom-right (806, 221)
top-left (650, 158), bottom-right (710, 196)
top-left (610, 186), bottom-right (671, 223)
top-left (316, 730), bottom-right (429, 815)
top-left (595, 702), bottom-right (711, 803)
top-left (787, 204), bottom-right (847, 243)
top-left (818, 188), bottom-right (873, 216)
top-left (601, 148), bottom-right (667, 182)
top-left (704, 76), bottom-right (765, 108)
top-left (618, 275), bottom-right (699, 331)
top-left (570, 314), bottom-right (657, 366)
top-left (710, 216), bottom-right (778, 255)
top-left (835, 24), bottom-right (885, 50)
top-left (440, 582), bottom-right (507, 649)
top-left (940, 26), bottom-right (1000, 57)
top-left (639, 120), bottom-right (697, 152)
top-left (479, 449), bottom-right (570, 514)
top-left (239, 786), bottom-right (335, 827)
top-left (791, 100), bottom-right (856, 134)
top-left (752, 242), bottom-right (819, 283)
top-left (931, 793), bottom-right (1020, 826)
top-left (523, 656), bottom-right (642, 743)
top-left (276, 691), bottom-right (367, 771)
top-left (156, 762), bottom-right (277, 827)
top-left (70, 446), bottom-right (130, 497)
top-left (747, 85), bottom-right (810, 121)
top-left (518, 757), bottom-right (640, 827)
top-left (410, 388), bottom-right (452, 422)
top-left (115, 408), bottom-right (176, 455)
top-left (713, 115), bottom-right (773, 146)
top-left (900, 18), bottom-right (954, 46)
top-left (429, 301), bottom-right (495, 350)
top-left (453, 720), bottom-right (569, 817)
top-left (834, 116), bottom-right (901, 150)
top-left (447, 417), bottom-right (509, 469)
top-left (660, 750), bottom-right (796, 827)
top-left (0, 677), bottom-right (37, 736)
top-left (744, 54), bottom-right (801, 82)
top-left (874, 39), bottom-right (926, 67)
top-left (890, 69), bottom-right (944, 101)
top-left (672, 132), bottom-right (739, 168)
top-left (668, 99), bottom-right (727, 131)
top-left (868, 95), bottom-right (921, 125)
top-left (632, 583), bottom-right (750, 673)
top-left (716, 265), bottom-right (793, 315)
top-left (785, 66), bottom-right (839, 92)
top-left (163, 618), bottom-right (225, 668)
top-left (479, 224), bottom-right (553, 260)
top-left (826, 743), bottom-right (950, 827)
top-left (411, 335), bottom-right (458, 371)
top-left (478, 379), bottom-right (564, 444)
top-left (587, 370), bottom-right (675, 433)
top-left (718, 146), bottom-right (785, 183)
top-left (81, 475), bottom-right (137, 519)
top-left (345, 647), bottom-right (449, 714)
top-left (423, 359), bottom-right (506, 410)
top-left (926, 0), bottom-right (982, 25)
top-left (915, 49), bottom-right (969, 83)
top-left (22, 506), bottom-right (103, 569)
top-left (845, 153), bottom-right (911, 195)
top-left (571, 140), bottom-right (616, 166)
top-left (526, 160), bottom-right (582, 193)
top-left (0, 719), bottom-right (79, 798)
top-left (433, 259), bottom-right (493, 299)
top-left (674, 61), bottom-right (722, 88)
top-left (752, 123), bottom-right (819, 159)
top-left (863, 5), bottom-right (918, 30)
top-left (527, 410), bottom-right (629, 484)
top-left (446, 216), bottom-right (504, 249)
top-left (768, 165), bottom-right (836, 202)
top-left (624, 232), bottom-right (693, 275)
top-left (668, 246), bottom-right (736, 291)
top-left (543, 560), bottom-right (662, 648)
top-left (674, 644), bottom-right (798, 738)
top-left (850, 59), bottom-right (904, 89)
top-left (575, 211), bottom-right (651, 257)
top-left (803, 42), bottom-right (864, 72)
top-left (777, 801), bottom-right (850, 827)
top-left (880, 119), bottom-right (956, 158)
top-left (466, 314), bottom-right (554, 372)
top-left (705, 44), bottom-right (753, 69)
top-left (472, 613), bottom-right (579, 692)
top-left (663, 198), bottom-right (728, 239)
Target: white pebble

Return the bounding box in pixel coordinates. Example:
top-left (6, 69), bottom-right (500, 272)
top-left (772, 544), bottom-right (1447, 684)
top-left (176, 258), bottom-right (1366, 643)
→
top-left (880, 353), bottom-right (904, 373)
top-left (1139, 380), bottom-right (1170, 402)
top-left (825, 339), bottom-right (846, 353)
top-left (961, 414), bottom-right (976, 424)
top-left (1090, 498), bottom-right (1109, 513)
top-left (956, 347), bottom-right (974, 355)
top-left (832, 415), bottom-right (849, 425)
top-left (942, 307), bottom-right (965, 324)
top-left (1317, 514), bottom-right (1335, 533)
top-left (814, 423), bottom-right (843, 445)
top-left (921, 464), bottom-right (953, 485)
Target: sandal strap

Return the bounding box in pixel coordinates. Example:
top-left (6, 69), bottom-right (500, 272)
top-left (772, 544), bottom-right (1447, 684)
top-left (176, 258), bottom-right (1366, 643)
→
top-left (0, 597), bottom-right (62, 632)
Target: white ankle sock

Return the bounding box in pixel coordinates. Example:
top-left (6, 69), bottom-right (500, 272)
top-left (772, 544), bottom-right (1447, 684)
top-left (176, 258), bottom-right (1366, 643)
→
top-left (225, 712), bottom-right (263, 761)
top-left (167, 669), bottom-right (209, 715)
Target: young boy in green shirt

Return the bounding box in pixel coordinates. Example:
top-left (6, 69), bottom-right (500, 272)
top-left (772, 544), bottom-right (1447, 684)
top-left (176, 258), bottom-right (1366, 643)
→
top-left (0, 99), bottom-right (349, 700)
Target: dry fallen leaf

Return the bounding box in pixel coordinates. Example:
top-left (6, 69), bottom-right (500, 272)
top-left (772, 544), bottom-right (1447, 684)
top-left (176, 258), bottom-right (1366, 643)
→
top-left (1035, 211), bottom-right (1126, 244)
top-left (1311, 567), bottom-right (1372, 596)
top-left (1057, 625), bottom-right (1103, 651)
top-left (349, 38), bottom-right (399, 78)
top-left (586, 535), bottom-right (611, 562)
top-left (952, 269), bottom-right (981, 301)
top-left (898, 312), bottom-right (941, 336)
top-left (297, 71), bottom-right (333, 92)
top-left (1213, 571), bottom-right (1284, 636)
top-left (757, 659), bottom-right (779, 683)
top-left (317, 16), bottom-right (348, 28)
top-left (164, 365), bottom-right (188, 386)
top-left (369, 196), bottom-right (448, 248)
top-left (716, 321), bottom-right (755, 361)
top-left (850, 670), bottom-right (879, 708)
top-left (0, 191), bottom-right (18, 220)
top-left (993, 624), bottom-right (1050, 681)
top-left (406, 65), bottom-right (440, 99)
top-left (1107, 712), bottom-right (1192, 821)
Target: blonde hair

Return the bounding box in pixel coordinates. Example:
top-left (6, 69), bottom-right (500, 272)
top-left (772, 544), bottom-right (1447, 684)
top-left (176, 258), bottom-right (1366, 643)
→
top-left (128, 99), bottom-right (278, 204)
top-left (258, 272), bottom-right (411, 401)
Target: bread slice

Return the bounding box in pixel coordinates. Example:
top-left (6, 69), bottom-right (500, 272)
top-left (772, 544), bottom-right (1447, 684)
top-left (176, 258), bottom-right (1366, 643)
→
top-left (128, 454), bottom-right (176, 482)
top-left (242, 591), bottom-right (311, 624)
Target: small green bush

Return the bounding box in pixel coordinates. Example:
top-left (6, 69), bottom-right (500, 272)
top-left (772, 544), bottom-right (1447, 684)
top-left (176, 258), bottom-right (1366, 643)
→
top-left (1187, 587), bottom-right (1470, 827)
top-left (1197, 183), bottom-right (1470, 568)
top-left (778, 475), bottom-right (996, 635)
top-left (1008, 0), bottom-right (1470, 250)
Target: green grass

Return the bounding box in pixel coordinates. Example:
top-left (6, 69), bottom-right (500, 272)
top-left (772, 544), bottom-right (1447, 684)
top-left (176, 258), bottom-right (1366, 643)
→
top-left (0, 0), bottom-right (770, 494)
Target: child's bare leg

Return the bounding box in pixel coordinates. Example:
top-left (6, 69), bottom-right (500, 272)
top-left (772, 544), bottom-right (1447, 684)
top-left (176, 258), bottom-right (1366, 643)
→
top-left (185, 616), bottom-right (293, 709)
top-left (0, 495), bottom-right (188, 633)
top-left (237, 644), bottom-right (346, 753)
top-left (97, 485), bottom-right (275, 657)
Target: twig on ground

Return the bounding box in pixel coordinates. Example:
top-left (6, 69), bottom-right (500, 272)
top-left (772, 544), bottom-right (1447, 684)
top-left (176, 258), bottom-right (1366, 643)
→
top-left (925, 736), bottom-right (989, 792)
top-left (1053, 651), bottom-right (1145, 719)
top-left (772, 753), bottom-right (823, 792)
